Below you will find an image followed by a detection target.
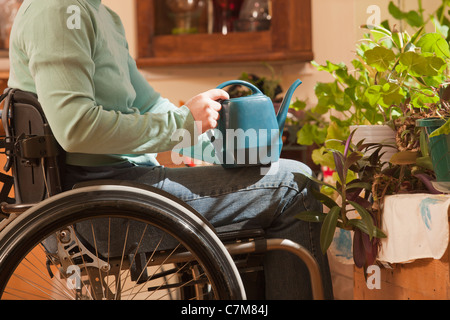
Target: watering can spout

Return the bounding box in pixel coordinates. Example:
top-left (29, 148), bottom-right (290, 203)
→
top-left (277, 79), bottom-right (302, 133)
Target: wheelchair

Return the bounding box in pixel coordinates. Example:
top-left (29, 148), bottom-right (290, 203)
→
top-left (0, 88), bottom-right (324, 300)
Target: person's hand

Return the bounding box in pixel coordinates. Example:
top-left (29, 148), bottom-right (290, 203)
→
top-left (185, 89), bottom-right (229, 134)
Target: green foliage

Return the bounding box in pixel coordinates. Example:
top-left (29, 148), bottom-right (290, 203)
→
top-left (292, 0), bottom-right (450, 169)
top-left (430, 118), bottom-right (450, 137)
top-left (295, 0), bottom-right (450, 267)
top-left (388, 1), bottom-right (424, 27)
top-left (227, 64), bottom-right (283, 101)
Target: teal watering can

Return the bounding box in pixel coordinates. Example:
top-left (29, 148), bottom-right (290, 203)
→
top-left (210, 79), bottom-right (302, 168)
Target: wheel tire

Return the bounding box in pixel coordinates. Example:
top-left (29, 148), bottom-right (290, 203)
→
top-left (0, 184), bottom-right (245, 300)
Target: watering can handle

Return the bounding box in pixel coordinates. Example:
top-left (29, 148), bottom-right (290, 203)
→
top-left (216, 80), bottom-right (263, 95)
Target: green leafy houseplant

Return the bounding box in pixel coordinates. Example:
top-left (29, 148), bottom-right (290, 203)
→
top-left (293, 0), bottom-right (450, 172)
top-left (386, 0), bottom-right (450, 139)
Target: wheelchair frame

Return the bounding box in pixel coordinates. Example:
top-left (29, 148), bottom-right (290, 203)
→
top-left (0, 88), bottom-right (324, 300)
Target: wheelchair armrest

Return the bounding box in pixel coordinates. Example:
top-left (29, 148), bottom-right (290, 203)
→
top-left (217, 227), bottom-right (265, 243)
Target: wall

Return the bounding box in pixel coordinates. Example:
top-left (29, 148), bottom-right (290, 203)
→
top-left (104, 0), bottom-right (443, 106)
top-left (103, 0), bottom-right (362, 104)
top-left (104, 0), bottom-right (356, 104)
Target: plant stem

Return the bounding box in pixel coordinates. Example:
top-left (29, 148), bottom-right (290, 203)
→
top-left (340, 176), bottom-right (349, 225)
top-left (418, 0), bottom-right (424, 21)
top-left (305, 110), bottom-right (324, 123)
top-left (439, 0), bottom-right (446, 24)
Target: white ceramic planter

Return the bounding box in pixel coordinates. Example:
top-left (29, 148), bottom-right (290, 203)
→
top-left (350, 125), bottom-right (397, 164)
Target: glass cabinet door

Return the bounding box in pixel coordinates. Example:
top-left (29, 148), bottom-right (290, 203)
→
top-left (153, 0), bottom-right (272, 36)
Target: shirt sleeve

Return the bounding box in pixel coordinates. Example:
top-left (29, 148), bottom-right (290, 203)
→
top-left (20, 2), bottom-right (196, 155)
top-left (126, 54), bottom-right (176, 114)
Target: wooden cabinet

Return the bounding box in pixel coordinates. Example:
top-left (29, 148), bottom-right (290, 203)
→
top-left (136, 0), bottom-right (313, 67)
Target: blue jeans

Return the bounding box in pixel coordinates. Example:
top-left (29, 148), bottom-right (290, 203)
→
top-left (63, 159), bottom-right (333, 300)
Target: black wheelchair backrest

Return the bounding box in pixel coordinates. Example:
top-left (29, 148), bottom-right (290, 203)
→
top-left (0, 88), bottom-right (64, 205)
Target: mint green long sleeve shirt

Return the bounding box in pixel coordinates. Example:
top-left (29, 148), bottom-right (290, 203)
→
top-left (8, 0), bottom-right (196, 166)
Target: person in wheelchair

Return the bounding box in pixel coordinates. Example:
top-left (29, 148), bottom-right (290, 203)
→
top-left (6, 0), bottom-right (333, 300)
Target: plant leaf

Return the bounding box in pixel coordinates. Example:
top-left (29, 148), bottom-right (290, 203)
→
top-left (382, 83), bottom-right (405, 106)
top-left (388, 1), bottom-right (404, 20)
top-left (303, 171), bottom-right (338, 192)
top-left (290, 99), bottom-right (307, 111)
top-left (350, 196), bottom-right (373, 211)
top-left (345, 151), bottom-right (363, 172)
top-left (430, 119), bottom-right (450, 137)
top-left (416, 156), bottom-right (434, 171)
top-left (348, 200), bottom-right (375, 240)
top-left (417, 33), bottom-right (450, 59)
top-left (409, 26), bottom-right (425, 45)
top-left (297, 123), bottom-right (327, 146)
top-left (365, 237), bottom-right (379, 266)
top-left (399, 51), bottom-right (432, 77)
top-left (311, 147), bottom-right (336, 170)
top-left (405, 10), bottom-right (424, 28)
top-left (348, 219), bottom-right (387, 238)
top-left (296, 211), bottom-right (326, 223)
top-left (411, 88), bottom-right (441, 107)
top-left (333, 151), bottom-right (345, 184)
top-left (361, 231), bottom-right (373, 255)
top-left (391, 29), bottom-right (404, 50)
top-left (346, 180), bottom-right (372, 191)
top-left (365, 46), bottom-right (396, 72)
top-left (361, 24), bottom-right (392, 37)
top-left (344, 130), bottom-right (355, 158)
top-left (365, 85), bottom-right (382, 105)
top-left (311, 187), bottom-right (339, 209)
top-left (353, 229), bottom-right (366, 268)
top-left (390, 151), bottom-right (419, 165)
top-left (320, 206), bottom-right (340, 254)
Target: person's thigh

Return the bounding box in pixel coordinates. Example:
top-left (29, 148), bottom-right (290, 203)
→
top-left (64, 159), bottom-right (316, 230)
top-left (132, 159), bottom-right (314, 229)
top-left (65, 159), bottom-right (314, 227)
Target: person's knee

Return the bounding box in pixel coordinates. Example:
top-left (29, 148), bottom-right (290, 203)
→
top-left (274, 159), bottom-right (314, 190)
top-left (279, 159), bottom-right (313, 177)
top-left (277, 159), bottom-right (322, 212)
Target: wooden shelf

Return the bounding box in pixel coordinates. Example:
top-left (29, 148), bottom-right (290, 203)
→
top-left (136, 0), bottom-right (313, 67)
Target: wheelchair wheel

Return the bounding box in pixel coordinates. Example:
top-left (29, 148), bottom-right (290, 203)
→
top-left (0, 184), bottom-right (245, 300)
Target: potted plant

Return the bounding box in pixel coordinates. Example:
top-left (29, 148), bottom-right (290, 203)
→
top-left (416, 117), bottom-right (450, 189)
top-left (296, 129), bottom-right (436, 268)
top-left (383, 0), bottom-right (450, 187)
top-left (297, 131), bottom-right (389, 268)
top-left (295, 0), bottom-right (450, 267)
